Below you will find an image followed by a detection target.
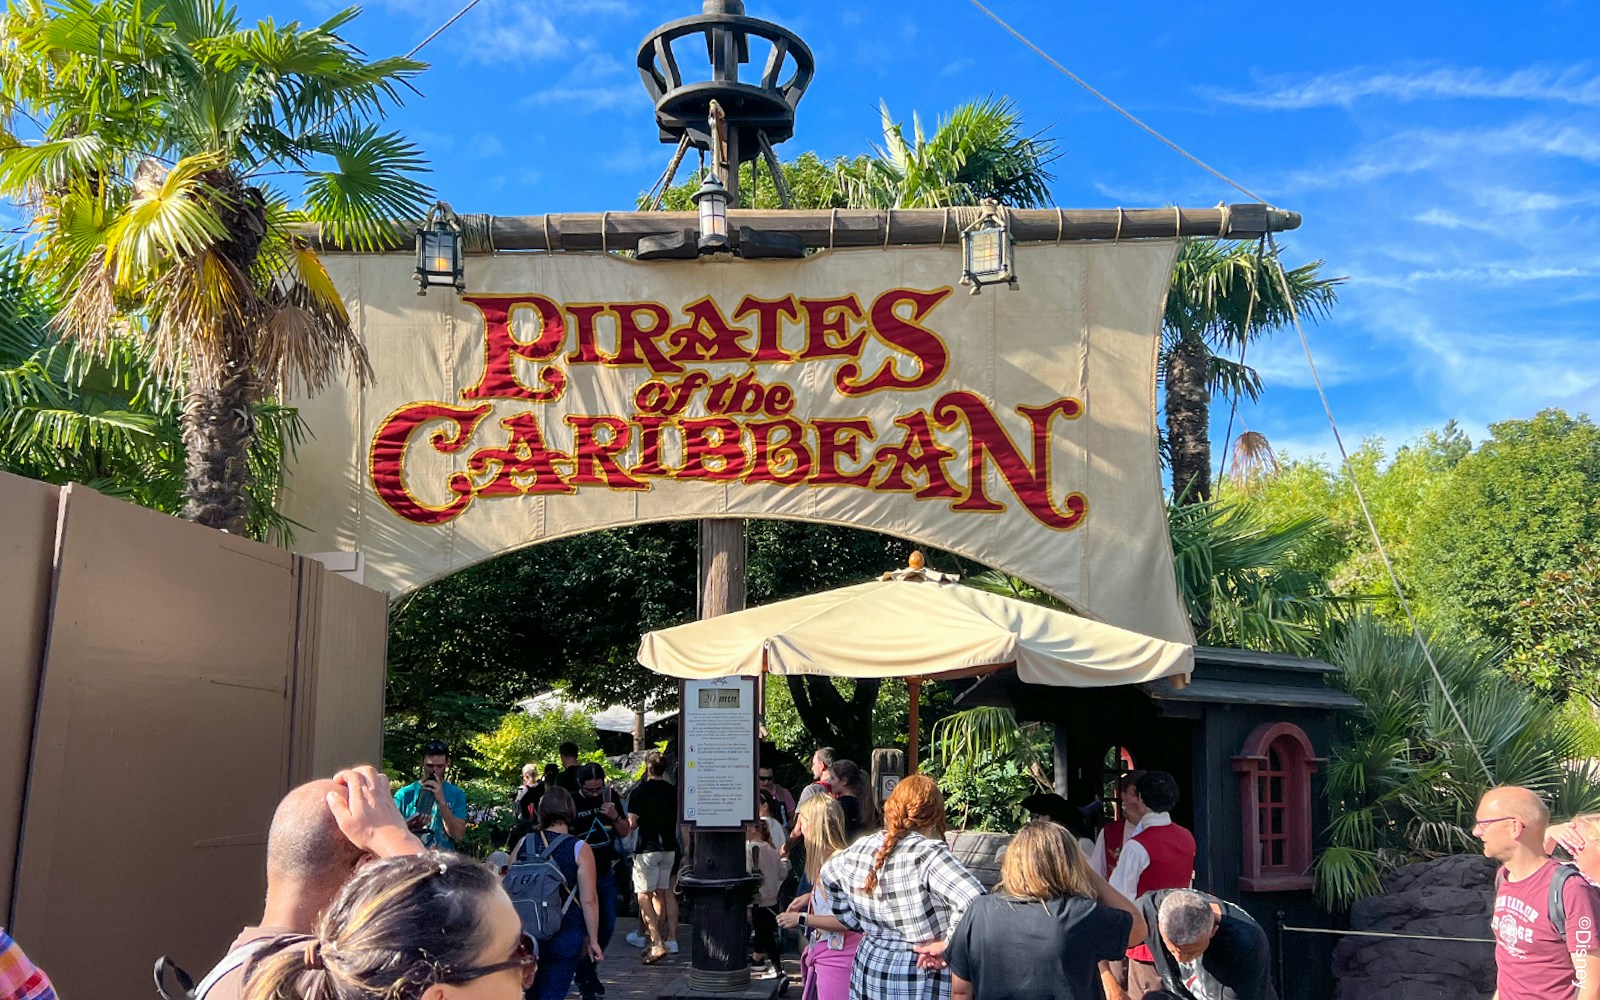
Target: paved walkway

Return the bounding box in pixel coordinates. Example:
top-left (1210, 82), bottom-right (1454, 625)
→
top-left (594, 918), bottom-right (799, 1000)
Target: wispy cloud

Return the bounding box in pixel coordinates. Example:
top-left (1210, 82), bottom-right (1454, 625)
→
top-left (520, 53), bottom-right (649, 114)
top-left (1213, 64), bottom-right (1600, 110)
top-left (1281, 116), bottom-right (1600, 191)
top-left (940, 57), bottom-right (974, 79)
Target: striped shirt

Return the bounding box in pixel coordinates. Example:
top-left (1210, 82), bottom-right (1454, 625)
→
top-left (0, 930), bottom-right (55, 1000)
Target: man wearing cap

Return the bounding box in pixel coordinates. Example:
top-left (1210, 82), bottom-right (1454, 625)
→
top-left (393, 739), bottom-right (468, 850)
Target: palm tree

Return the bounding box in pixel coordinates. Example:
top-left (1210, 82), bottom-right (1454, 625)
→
top-left (1, 243), bottom-right (311, 542)
top-left (1167, 498), bottom-right (1345, 654)
top-left (838, 97), bottom-right (1057, 209)
top-left (1316, 612), bottom-right (1600, 909)
top-left (1164, 239), bottom-right (1341, 505)
top-left (0, 0), bottom-right (432, 533)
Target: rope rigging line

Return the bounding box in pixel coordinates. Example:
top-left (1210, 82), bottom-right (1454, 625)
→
top-left (404, 0), bottom-right (486, 59)
top-left (964, 4), bottom-right (1489, 785)
top-left (1265, 230), bottom-right (1495, 786)
top-left (966, 0), bottom-right (1269, 205)
top-left (241, 0), bottom-right (486, 179)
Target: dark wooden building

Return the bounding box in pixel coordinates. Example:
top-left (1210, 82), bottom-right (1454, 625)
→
top-left (958, 647), bottom-right (1360, 1000)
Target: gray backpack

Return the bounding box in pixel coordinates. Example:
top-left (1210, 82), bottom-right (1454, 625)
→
top-left (505, 831), bottom-right (580, 941)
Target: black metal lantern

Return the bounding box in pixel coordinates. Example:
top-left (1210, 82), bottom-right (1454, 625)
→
top-left (692, 173), bottom-right (731, 253)
top-left (415, 201), bottom-right (464, 295)
top-left (960, 199), bottom-right (1019, 295)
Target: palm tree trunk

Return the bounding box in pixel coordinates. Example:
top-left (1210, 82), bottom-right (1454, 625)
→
top-left (181, 171), bottom-right (267, 534)
top-left (1167, 334), bottom-right (1212, 505)
top-left (181, 367), bottom-right (256, 534)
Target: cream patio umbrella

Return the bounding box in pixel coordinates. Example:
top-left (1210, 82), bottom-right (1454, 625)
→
top-left (636, 558), bottom-right (1193, 767)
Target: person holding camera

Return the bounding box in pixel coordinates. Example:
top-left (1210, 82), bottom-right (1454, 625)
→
top-left (393, 739), bottom-right (468, 850)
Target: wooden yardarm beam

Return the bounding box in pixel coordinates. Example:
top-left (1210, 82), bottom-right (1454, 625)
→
top-left (301, 204), bottom-right (1300, 253)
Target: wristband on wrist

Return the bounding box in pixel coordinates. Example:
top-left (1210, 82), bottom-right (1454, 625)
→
top-left (799, 913), bottom-right (808, 928)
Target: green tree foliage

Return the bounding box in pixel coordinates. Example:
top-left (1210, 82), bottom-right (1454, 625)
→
top-left (385, 522), bottom-right (699, 759)
top-left (1219, 424), bottom-right (1469, 616)
top-left (0, 243), bottom-right (309, 541)
top-left (837, 97), bottom-right (1056, 210)
top-left (1, 0), bottom-right (432, 533)
top-left (647, 150), bottom-right (860, 211)
top-left (1315, 613), bottom-right (1600, 910)
top-left (1506, 546), bottom-right (1600, 712)
top-left (465, 706), bottom-right (600, 785)
top-left (1407, 410), bottom-right (1600, 643)
top-left (1167, 499), bottom-right (1344, 654)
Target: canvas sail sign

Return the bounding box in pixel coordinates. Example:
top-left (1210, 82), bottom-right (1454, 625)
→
top-left (283, 242), bottom-right (1193, 644)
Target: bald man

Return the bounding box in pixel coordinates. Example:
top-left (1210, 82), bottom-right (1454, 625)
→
top-left (1478, 785), bottom-right (1600, 1000)
top-left (194, 766), bottom-right (423, 1000)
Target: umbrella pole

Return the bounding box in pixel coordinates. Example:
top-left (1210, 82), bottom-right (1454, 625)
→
top-left (907, 678), bottom-right (921, 772)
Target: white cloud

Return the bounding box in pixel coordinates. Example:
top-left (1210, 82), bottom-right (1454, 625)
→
top-left (1212, 64), bottom-right (1600, 110)
top-left (520, 52), bottom-right (648, 113)
top-left (940, 57), bottom-right (974, 79)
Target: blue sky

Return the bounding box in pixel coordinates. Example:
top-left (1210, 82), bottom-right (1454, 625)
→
top-left (49, 0), bottom-right (1600, 465)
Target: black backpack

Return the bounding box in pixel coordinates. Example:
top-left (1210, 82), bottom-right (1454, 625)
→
top-left (1496, 861), bottom-right (1586, 938)
top-left (504, 830), bottom-right (580, 941)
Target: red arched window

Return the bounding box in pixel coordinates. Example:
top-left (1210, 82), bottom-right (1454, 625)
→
top-left (1232, 723), bottom-right (1321, 891)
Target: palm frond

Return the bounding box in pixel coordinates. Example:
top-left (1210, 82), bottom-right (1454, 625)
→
top-left (0, 134), bottom-right (108, 196)
top-left (103, 152), bottom-right (230, 288)
top-left (300, 122), bottom-right (431, 251)
top-left (929, 706), bottom-right (1041, 776)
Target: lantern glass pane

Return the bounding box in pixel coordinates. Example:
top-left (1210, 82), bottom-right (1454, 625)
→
top-left (965, 227), bottom-right (1005, 277)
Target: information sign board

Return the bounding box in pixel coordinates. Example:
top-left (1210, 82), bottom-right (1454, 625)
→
top-left (680, 676), bottom-right (758, 829)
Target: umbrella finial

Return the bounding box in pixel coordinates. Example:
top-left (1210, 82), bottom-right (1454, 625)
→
top-left (908, 550), bottom-right (926, 571)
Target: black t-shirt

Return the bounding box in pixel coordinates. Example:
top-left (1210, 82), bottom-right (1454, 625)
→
top-left (628, 778), bottom-right (679, 853)
top-left (556, 766), bottom-right (579, 794)
top-left (947, 892), bottom-right (1132, 1000)
top-left (572, 788), bottom-right (621, 868)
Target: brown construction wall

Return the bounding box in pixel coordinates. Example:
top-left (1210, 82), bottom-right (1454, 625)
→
top-left (0, 475), bottom-right (59, 928)
top-left (0, 474), bottom-right (388, 996)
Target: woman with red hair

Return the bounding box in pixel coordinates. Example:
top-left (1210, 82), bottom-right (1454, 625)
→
top-left (818, 774), bottom-right (984, 1000)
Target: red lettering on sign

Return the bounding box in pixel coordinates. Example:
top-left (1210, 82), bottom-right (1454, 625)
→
top-left (733, 295), bottom-right (800, 363)
top-left (933, 392), bottom-right (1086, 529)
top-left (370, 402), bottom-right (491, 524)
top-left (838, 287), bottom-right (953, 395)
top-left (567, 415), bottom-right (646, 490)
top-left (812, 418), bottom-right (875, 487)
top-left (460, 295), bottom-right (568, 401)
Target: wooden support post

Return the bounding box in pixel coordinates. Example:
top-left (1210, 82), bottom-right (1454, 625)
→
top-left (1053, 724), bottom-right (1070, 797)
top-left (680, 517), bottom-right (755, 994)
top-left (907, 678), bottom-right (922, 773)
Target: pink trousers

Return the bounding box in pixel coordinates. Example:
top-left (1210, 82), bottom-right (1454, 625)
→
top-left (801, 933), bottom-right (860, 1000)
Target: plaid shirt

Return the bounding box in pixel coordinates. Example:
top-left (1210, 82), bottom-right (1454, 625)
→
top-left (820, 831), bottom-right (985, 945)
top-left (820, 832), bottom-right (985, 1000)
top-left (0, 931), bottom-right (55, 1000)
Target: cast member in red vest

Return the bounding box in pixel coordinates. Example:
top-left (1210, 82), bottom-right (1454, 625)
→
top-left (1090, 769), bottom-right (1146, 877)
top-left (1100, 770), bottom-right (1197, 1000)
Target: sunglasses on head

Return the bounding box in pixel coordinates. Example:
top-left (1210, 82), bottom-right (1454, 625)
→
top-left (439, 931), bottom-right (538, 988)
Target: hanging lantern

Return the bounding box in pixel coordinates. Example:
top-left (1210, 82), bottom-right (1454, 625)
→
top-left (960, 199), bottom-right (1018, 295)
top-left (415, 202), bottom-right (465, 295)
top-left (692, 174), bottom-right (731, 254)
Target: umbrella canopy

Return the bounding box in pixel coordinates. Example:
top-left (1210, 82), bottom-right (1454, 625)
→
top-left (637, 577), bottom-right (1193, 686)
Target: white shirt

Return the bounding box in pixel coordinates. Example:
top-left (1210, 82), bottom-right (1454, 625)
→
top-left (1108, 812), bottom-right (1174, 899)
top-left (1089, 819), bottom-right (1139, 877)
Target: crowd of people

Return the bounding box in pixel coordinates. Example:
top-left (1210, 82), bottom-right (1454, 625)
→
top-left (4, 739), bottom-right (1552, 1000)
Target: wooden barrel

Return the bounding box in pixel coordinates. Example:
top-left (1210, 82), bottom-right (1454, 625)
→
top-left (944, 830), bottom-right (1012, 890)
